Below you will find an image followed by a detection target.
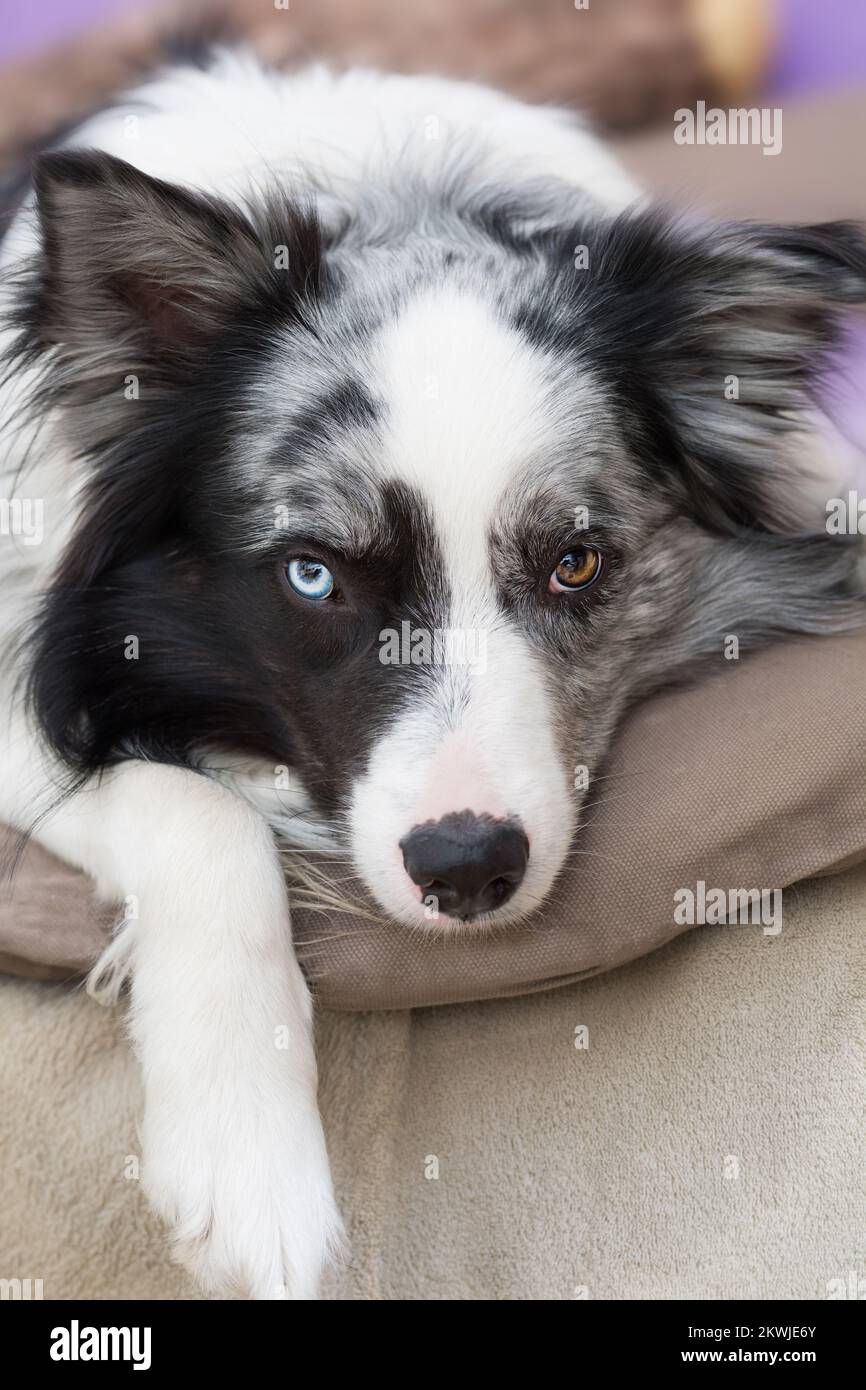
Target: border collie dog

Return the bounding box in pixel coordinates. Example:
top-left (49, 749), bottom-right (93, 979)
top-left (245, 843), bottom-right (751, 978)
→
top-left (0, 47), bottom-right (864, 1298)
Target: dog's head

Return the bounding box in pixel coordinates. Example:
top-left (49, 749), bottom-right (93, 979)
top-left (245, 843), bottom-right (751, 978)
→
top-left (19, 151), bottom-right (866, 927)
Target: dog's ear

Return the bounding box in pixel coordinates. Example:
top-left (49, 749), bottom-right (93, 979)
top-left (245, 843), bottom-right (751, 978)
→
top-left (584, 214), bottom-right (866, 533)
top-left (29, 149), bottom-right (321, 367)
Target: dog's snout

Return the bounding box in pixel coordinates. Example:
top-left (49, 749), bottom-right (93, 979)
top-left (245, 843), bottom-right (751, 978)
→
top-left (400, 812), bottom-right (529, 920)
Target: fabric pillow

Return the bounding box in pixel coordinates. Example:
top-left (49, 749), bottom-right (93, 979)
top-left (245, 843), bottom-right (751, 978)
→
top-left (3, 629), bottom-right (866, 1010)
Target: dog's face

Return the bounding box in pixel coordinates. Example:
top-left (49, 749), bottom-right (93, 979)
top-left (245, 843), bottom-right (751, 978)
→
top-left (21, 153), bottom-right (866, 927)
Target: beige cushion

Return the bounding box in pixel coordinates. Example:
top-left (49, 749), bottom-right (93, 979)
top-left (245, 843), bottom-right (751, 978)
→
top-left (3, 629), bottom-right (866, 1009)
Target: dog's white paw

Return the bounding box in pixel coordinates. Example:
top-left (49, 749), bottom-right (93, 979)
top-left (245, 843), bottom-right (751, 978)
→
top-left (141, 1095), bottom-right (343, 1299)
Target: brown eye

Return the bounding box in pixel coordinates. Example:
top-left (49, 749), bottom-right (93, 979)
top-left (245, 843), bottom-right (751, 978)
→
top-left (548, 546), bottom-right (603, 594)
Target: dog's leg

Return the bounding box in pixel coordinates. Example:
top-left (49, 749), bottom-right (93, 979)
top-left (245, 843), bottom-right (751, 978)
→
top-left (0, 717), bottom-right (341, 1298)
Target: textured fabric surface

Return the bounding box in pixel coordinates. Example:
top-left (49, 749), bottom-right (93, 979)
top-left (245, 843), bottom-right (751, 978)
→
top-left (1, 861), bottom-right (863, 1299)
top-left (3, 630), bottom-right (866, 1009)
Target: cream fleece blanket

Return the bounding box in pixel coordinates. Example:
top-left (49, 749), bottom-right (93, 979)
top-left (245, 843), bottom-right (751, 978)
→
top-left (2, 863), bottom-right (863, 1300)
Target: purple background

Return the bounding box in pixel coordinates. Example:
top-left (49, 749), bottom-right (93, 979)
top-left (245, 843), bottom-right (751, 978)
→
top-left (1, 0), bottom-right (866, 86)
top-left (0, 0), bottom-right (135, 63)
top-left (767, 0), bottom-right (866, 96)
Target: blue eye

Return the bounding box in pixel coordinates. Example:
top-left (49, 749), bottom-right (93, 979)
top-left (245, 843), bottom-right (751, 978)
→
top-left (286, 557), bottom-right (335, 601)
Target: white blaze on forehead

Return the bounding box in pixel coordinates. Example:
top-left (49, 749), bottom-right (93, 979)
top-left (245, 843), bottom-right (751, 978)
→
top-left (374, 287), bottom-right (558, 591)
top-left (351, 290), bottom-right (577, 923)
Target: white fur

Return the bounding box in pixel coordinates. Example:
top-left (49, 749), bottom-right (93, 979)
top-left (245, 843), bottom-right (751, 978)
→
top-left (349, 626), bottom-right (574, 926)
top-left (0, 715), bottom-right (341, 1297)
top-left (58, 52), bottom-right (639, 214)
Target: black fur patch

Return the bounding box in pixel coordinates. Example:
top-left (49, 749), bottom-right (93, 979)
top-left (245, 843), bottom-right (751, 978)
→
top-left (509, 210), bottom-right (866, 533)
top-left (18, 145), bottom-right (445, 802)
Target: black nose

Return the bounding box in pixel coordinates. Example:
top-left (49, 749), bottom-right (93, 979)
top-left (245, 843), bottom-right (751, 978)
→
top-left (400, 812), bottom-right (529, 920)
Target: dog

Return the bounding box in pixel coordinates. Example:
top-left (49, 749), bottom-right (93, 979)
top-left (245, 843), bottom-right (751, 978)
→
top-left (0, 44), bottom-right (864, 1298)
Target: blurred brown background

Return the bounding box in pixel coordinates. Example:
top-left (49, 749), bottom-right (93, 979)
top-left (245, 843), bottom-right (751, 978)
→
top-left (0, 0), bottom-right (774, 165)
